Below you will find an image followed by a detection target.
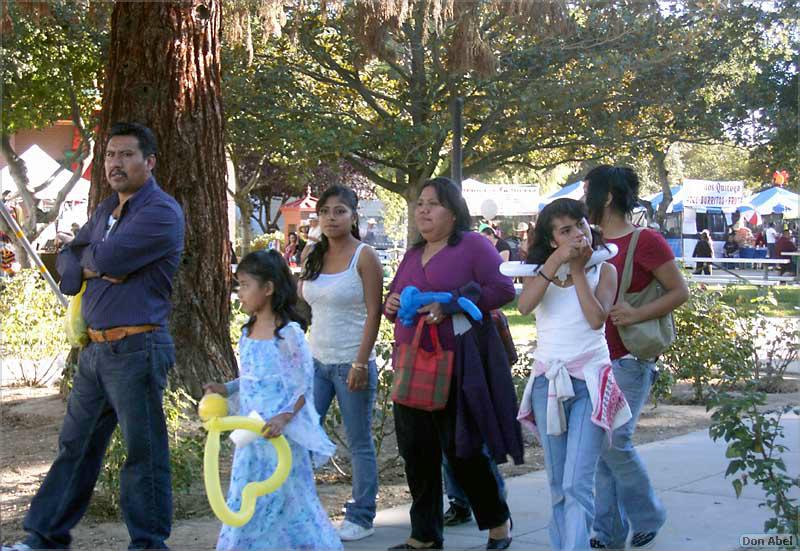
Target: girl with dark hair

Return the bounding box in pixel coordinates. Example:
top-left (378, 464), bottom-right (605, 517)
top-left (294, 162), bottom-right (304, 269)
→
top-left (583, 165), bottom-right (688, 550)
top-left (203, 250), bottom-right (341, 551)
top-left (299, 185), bottom-right (383, 541)
top-left (516, 198), bottom-right (629, 551)
top-left (384, 177), bottom-right (519, 550)
top-left (283, 231), bottom-right (300, 265)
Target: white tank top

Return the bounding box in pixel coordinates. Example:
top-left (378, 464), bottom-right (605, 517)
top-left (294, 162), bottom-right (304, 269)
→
top-left (533, 263), bottom-right (610, 364)
top-left (302, 243), bottom-right (376, 364)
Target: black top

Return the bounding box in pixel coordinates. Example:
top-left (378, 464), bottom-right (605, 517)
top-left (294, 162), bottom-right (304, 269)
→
top-left (495, 238), bottom-right (511, 255)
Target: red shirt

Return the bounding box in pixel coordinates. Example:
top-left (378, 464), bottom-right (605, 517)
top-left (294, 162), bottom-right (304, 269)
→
top-left (605, 228), bottom-right (675, 360)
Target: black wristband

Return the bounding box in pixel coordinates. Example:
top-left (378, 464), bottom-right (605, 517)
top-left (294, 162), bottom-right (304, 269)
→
top-left (538, 271), bottom-right (555, 284)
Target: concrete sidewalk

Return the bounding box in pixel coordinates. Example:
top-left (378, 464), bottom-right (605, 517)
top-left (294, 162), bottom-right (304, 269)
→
top-left (346, 413), bottom-right (799, 551)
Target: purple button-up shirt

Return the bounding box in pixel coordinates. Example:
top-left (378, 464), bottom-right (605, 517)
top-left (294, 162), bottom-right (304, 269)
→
top-left (57, 177), bottom-right (184, 330)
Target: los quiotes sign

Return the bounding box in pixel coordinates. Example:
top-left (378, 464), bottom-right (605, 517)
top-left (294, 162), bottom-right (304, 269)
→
top-left (682, 179), bottom-right (743, 209)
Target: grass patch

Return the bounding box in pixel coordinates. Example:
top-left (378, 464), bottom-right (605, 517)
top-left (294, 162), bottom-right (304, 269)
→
top-left (715, 285), bottom-right (800, 317)
top-left (501, 298), bottom-right (537, 345)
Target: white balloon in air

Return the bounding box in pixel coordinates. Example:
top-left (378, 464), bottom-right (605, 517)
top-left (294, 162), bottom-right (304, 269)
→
top-left (480, 199), bottom-right (498, 220)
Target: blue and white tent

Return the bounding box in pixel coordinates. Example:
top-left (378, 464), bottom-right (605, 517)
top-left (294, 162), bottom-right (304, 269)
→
top-left (742, 186), bottom-right (799, 218)
top-left (646, 186), bottom-right (683, 213)
top-left (539, 181), bottom-right (584, 210)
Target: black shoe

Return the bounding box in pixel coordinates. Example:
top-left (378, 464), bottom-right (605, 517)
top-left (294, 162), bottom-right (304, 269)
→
top-left (388, 541), bottom-right (443, 550)
top-left (486, 517), bottom-right (512, 550)
top-left (631, 531), bottom-right (658, 549)
top-left (486, 536), bottom-right (512, 550)
top-left (590, 538), bottom-right (607, 549)
top-left (443, 503), bottom-right (472, 526)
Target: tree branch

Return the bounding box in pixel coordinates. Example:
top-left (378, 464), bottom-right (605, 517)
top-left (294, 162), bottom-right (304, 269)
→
top-left (344, 154), bottom-right (403, 194)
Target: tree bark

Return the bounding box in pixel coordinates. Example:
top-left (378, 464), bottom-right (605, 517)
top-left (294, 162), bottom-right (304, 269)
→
top-left (90, 0), bottom-right (235, 396)
top-left (652, 146), bottom-right (673, 227)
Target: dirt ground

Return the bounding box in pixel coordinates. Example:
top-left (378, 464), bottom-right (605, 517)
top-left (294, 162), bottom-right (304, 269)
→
top-left (2, 380), bottom-right (798, 550)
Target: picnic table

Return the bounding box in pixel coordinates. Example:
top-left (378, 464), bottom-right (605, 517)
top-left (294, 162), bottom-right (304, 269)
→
top-left (782, 251), bottom-right (800, 281)
top-left (677, 256), bottom-right (790, 285)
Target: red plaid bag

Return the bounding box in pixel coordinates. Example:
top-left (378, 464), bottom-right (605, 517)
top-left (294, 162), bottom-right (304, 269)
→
top-left (391, 317), bottom-right (454, 411)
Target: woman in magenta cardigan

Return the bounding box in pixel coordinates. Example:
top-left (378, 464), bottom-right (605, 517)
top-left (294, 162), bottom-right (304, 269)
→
top-left (384, 177), bottom-right (516, 551)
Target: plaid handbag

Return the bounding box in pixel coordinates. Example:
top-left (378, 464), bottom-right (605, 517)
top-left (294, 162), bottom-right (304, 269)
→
top-left (391, 317), bottom-right (454, 411)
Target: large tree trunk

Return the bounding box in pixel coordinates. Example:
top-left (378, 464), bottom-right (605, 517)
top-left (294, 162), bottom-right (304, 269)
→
top-left (89, 0), bottom-right (235, 396)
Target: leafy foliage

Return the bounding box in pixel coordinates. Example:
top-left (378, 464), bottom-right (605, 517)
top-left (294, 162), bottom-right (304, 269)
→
top-left (0, 269), bottom-right (68, 385)
top-left (708, 386), bottom-right (800, 536)
top-left (660, 286), bottom-right (756, 403)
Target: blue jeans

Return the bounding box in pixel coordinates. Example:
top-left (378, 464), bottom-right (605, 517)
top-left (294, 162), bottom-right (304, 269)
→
top-left (442, 446), bottom-right (506, 511)
top-left (593, 358), bottom-right (666, 548)
top-left (533, 376), bottom-right (605, 551)
top-left (313, 359), bottom-right (378, 529)
top-left (23, 330), bottom-right (175, 549)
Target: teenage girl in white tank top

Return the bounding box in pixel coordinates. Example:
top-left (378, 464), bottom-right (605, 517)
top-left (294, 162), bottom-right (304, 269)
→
top-left (298, 185), bottom-right (383, 541)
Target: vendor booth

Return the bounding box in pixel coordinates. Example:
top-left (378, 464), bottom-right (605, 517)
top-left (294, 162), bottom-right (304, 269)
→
top-left (648, 179), bottom-right (744, 257)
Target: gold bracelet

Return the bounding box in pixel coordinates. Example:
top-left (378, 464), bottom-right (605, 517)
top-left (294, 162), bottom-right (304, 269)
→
top-left (351, 362), bottom-right (367, 371)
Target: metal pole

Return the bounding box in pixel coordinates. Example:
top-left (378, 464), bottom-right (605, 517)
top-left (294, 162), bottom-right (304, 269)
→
top-left (451, 97), bottom-right (463, 189)
top-left (0, 200), bottom-right (68, 308)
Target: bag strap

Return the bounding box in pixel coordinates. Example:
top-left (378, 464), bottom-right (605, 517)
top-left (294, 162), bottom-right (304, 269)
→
top-left (428, 322), bottom-right (442, 353)
top-left (616, 228), bottom-right (642, 305)
top-left (411, 317), bottom-right (427, 350)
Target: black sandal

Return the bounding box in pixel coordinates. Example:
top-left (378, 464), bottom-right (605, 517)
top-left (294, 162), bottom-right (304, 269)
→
top-left (388, 541), bottom-right (444, 550)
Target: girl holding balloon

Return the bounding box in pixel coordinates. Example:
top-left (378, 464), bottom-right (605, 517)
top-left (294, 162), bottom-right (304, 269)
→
top-left (203, 250), bottom-right (342, 551)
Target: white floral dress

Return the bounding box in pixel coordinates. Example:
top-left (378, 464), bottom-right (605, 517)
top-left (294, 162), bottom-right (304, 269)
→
top-left (216, 322), bottom-right (342, 551)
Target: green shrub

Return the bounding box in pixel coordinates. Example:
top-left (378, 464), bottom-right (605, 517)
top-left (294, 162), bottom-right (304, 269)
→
top-left (0, 269), bottom-right (69, 385)
top-left (708, 382), bottom-right (800, 536)
top-left (660, 286), bottom-right (756, 403)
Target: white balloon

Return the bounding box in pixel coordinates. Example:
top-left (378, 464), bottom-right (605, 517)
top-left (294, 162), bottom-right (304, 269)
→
top-left (480, 199), bottom-right (498, 220)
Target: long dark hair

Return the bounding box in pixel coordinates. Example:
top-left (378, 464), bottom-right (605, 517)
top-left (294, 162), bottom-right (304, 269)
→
top-left (526, 198), bottom-right (606, 265)
top-left (237, 249), bottom-right (308, 338)
top-left (300, 185), bottom-right (361, 281)
top-left (584, 165), bottom-right (640, 225)
top-left (413, 177), bottom-right (472, 248)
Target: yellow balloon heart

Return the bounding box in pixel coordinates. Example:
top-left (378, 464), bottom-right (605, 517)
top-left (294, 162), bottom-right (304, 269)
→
top-left (201, 405), bottom-right (292, 527)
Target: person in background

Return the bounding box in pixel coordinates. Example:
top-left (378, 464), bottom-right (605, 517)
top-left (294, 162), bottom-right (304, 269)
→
top-left (480, 225), bottom-right (512, 261)
top-left (765, 222), bottom-right (778, 259)
top-left (691, 230), bottom-right (713, 275)
top-left (776, 228), bottom-right (797, 276)
top-left (283, 231), bottom-right (300, 265)
top-left (307, 214), bottom-right (323, 245)
top-left (363, 218), bottom-right (378, 246)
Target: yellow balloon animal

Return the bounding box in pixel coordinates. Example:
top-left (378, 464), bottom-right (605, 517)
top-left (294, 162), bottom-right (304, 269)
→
top-left (199, 393), bottom-right (292, 527)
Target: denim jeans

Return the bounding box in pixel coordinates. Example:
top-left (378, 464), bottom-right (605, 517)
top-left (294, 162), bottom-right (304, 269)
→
top-left (532, 375), bottom-right (605, 551)
top-left (442, 445), bottom-right (506, 511)
top-left (593, 358), bottom-right (667, 548)
top-left (313, 358), bottom-right (378, 529)
top-left (23, 330), bottom-right (175, 549)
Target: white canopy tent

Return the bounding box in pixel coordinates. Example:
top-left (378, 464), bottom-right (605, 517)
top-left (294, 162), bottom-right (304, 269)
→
top-left (460, 178), bottom-right (539, 218)
top-left (1, 144), bottom-right (90, 202)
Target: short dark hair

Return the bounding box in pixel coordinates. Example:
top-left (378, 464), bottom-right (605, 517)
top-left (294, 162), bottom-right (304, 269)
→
top-left (413, 177), bottom-right (472, 248)
top-left (584, 165), bottom-right (640, 224)
top-left (108, 122), bottom-right (158, 158)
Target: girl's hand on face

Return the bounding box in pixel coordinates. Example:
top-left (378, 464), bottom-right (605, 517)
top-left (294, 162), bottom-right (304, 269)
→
top-left (202, 382), bottom-right (227, 396)
top-left (569, 241), bottom-right (592, 273)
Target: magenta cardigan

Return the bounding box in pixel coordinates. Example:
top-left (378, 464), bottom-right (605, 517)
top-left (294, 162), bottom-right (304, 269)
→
top-left (385, 231), bottom-right (516, 352)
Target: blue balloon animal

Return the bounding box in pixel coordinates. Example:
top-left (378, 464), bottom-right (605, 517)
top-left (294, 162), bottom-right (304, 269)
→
top-left (398, 286), bottom-right (483, 327)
